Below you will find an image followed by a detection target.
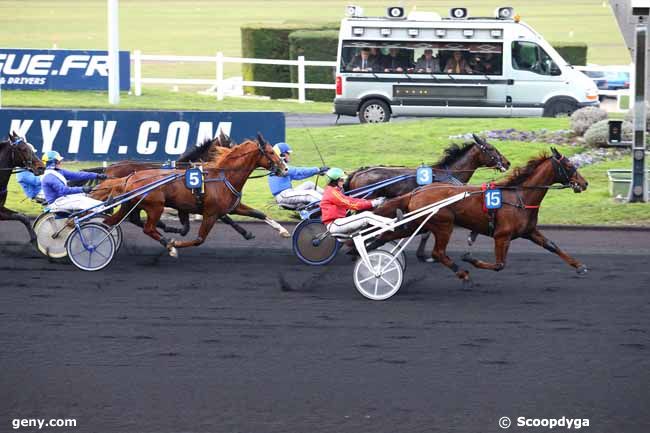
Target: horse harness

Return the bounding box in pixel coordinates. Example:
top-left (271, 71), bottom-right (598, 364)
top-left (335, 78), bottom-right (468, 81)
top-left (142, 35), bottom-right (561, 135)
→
top-left (187, 143), bottom-right (280, 213)
top-left (478, 156), bottom-right (574, 236)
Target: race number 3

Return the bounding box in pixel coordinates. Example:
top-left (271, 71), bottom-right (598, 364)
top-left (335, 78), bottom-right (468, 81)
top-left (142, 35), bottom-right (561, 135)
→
top-left (416, 166), bottom-right (433, 186)
top-left (485, 189), bottom-right (502, 209)
top-left (185, 168), bottom-right (203, 189)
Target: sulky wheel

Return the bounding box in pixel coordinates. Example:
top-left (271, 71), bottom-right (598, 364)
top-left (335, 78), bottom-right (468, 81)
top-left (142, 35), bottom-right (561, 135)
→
top-left (33, 212), bottom-right (74, 259)
top-left (292, 219), bottom-right (340, 266)
top-left (92, 219), bottom-right (123, 253)
top-left (353, 250), bottom-right (404, 301)
top-left (377, 241), bottom-right (406, 271)
top-left (65, 222), bottom-right (116, 272)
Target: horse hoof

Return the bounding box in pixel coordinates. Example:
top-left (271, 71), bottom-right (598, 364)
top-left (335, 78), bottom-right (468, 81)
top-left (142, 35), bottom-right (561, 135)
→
top-left (244, 232), bottom-right (255, 240)
top-left (168, 247), bottom-right (178, 258)
top-left (416, 255), bottom-right (427, 263)
top-left (279, 230), bottom-right (290, 238)
top-left (576, 264), bottom-right (588, 275)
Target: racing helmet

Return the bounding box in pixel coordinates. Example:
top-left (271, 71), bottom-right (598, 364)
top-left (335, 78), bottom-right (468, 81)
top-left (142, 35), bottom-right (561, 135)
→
top-left (273, 142), bottom-right (293, 156)
top-left (42, 150), bottom-right (63, 167)
top-left (325, 167), bottom-right (345, 181)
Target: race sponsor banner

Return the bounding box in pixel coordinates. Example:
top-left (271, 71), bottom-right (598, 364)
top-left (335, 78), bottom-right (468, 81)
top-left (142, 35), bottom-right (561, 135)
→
top-left (0, 109), bottom-right (285, 161)
top-left (0, 48), bottom-right (130, 91)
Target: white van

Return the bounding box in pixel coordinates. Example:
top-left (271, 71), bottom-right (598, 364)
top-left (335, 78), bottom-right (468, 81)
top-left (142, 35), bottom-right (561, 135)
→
top-left (334, 5), bottom-right (600, 123)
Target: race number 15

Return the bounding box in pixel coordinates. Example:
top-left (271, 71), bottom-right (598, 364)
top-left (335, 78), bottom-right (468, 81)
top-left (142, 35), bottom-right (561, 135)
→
top-left (485, 189), bottom-right (502, 209)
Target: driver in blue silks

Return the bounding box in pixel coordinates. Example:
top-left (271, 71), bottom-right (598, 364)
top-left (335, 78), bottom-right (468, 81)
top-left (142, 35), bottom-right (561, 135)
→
top-left (268, 142), bottom-right (328, 208)
top-left (40, 150), bottom-right (107, 211)
top-left (16, 170), bottom-right (45, 204)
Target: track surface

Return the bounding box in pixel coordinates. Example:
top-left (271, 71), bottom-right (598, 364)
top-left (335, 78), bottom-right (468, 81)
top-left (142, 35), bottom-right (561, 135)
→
top-left (1, 223), bottom-right (649, 433)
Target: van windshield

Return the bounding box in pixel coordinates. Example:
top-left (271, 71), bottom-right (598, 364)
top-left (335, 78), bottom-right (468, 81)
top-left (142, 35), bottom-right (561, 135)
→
top-left (340, 41), bottom-right (503, 75)
top-left (511, 41), bottom-right (561, 76)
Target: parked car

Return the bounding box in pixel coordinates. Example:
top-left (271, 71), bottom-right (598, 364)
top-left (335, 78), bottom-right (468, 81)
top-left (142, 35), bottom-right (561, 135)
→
top-left (580, 70), bottom-right (608, 90)
top-left (604, 71), bottom-right (630, 90)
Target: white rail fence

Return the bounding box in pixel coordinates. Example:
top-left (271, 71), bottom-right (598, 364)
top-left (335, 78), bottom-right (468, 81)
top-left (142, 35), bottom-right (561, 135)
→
top-left (131, 50), bottom-right (337, 103)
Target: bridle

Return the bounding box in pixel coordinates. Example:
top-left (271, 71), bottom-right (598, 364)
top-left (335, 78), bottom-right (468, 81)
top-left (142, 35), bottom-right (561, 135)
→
top-left (476, 141), bottom-right (507, 172)
top-left (551, 155), bottom-right (577, 187)
top-left (1, 136), bottom-right (39, 173)
top-left (256, 141), bottom-right (285, 176)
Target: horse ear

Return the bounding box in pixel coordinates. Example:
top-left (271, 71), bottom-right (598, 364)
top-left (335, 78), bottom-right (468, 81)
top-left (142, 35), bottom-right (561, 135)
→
top-left (551, 147), bottom-right (561, 158)
top-left (256, 132), bottom-right (266, 147)
top-left (472, 133), bottom-right (485, 145)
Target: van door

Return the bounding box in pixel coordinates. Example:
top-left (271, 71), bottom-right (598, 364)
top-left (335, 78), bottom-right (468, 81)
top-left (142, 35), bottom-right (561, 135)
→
top-left (508, 41), bottom-right (565, 116)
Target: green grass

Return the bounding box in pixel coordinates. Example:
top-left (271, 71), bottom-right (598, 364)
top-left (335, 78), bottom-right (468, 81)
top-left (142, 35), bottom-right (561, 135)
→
top-left (0, 88), bottom-right (333, 113)
top-left (0, 0), bottom-right (630, 86)
top-left (7, 117), bottom-right (648, 226)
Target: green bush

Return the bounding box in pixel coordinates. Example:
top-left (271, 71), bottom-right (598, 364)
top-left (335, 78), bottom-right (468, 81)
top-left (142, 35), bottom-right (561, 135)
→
top-left (241, 23), bottom-right (337, 99)
top-left (551, 42), bottom-right (588, 66)
top-left (289, 30), bottom-right (339, 102)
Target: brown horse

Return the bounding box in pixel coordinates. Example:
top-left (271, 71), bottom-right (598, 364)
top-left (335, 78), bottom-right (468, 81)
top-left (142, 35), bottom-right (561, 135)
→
top-left (0, 132), bottom-right (46, 242)
top-left (91, 132), bottom-right (289, 239)
top-left (103, 136), bottom-right (288, 256)
top-left (345, 134), bottom-right (511, 260)
top-left (374, 148), bottom-right (589, 281)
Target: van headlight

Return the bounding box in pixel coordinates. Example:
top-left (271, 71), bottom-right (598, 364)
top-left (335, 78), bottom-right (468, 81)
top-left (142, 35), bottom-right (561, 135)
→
top-left (586, 88), bottom-right (599, 101)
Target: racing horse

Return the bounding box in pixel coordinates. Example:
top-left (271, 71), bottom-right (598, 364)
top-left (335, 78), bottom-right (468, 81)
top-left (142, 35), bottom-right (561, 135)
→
top-left (344, 134), bottom-right (511, 260)
top-left (0, 132), bottom-right (46, 242)
top-left (373, 148), bottom-right (588, 281)
top-left (90, 132), bottom-right (289, 239)
top-left (103, 135), bottom-right (288, 256)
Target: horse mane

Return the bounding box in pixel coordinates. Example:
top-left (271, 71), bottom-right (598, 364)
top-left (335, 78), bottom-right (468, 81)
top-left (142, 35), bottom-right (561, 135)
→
top-left (210, 138), bottom-right (256, 166)
top-left (497, 153), bottom-right (549, 186)
top-left (177, 137), bottom-right (220, 163)
top-left (434, 141), bottom-right (475, 168)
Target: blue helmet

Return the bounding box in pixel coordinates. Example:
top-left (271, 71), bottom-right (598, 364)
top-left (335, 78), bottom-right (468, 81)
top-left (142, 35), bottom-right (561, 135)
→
top-left (273, 142), bottom-right (292, 156)
top-left (42, 150), bottom-right (63, 167)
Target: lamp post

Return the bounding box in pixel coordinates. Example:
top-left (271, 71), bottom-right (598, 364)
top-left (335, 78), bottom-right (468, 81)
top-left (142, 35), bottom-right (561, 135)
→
top-left (108, 0), bottom-right (120, 105)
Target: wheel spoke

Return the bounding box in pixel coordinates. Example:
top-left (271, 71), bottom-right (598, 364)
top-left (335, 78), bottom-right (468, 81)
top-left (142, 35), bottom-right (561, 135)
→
top-left (358, 274), bottom-right (375, 285)
top-left (380, 276), bottom-right (398, 290)
top-left (374, 278), bottom-right (379, 296)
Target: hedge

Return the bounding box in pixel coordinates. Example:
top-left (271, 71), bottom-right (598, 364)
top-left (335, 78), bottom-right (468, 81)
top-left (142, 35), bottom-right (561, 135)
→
top-left (241, 23), bottom-right (337, 99)
top-left (289, 30), bottom-right (339, 102)
top-left (551, 42), bottom-right (588, 66)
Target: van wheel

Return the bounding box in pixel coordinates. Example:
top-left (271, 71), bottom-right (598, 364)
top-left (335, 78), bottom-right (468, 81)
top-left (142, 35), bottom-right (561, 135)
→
top-left (359, 99), bottom-right (391, 123)
top-left (543, 99), bottom-right (578, 117)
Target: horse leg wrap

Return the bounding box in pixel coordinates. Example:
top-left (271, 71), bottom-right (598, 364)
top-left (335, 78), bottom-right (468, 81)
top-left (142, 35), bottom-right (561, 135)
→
top-left (494, 263), bottom-right (505, 272)
top-left (543, 240), bottom-right (559, 254)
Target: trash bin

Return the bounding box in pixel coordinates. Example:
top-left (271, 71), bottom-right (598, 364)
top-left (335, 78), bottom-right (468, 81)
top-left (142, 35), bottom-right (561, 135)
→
top-left (607, 169), bottom-right (650, 198)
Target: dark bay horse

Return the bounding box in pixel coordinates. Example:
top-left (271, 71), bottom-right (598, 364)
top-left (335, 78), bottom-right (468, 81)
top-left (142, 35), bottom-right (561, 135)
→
top-left (345, 134), bottom-right (511, 260)
top-left (103, 136), bottom-right (288, 256)
top-left (374, 148), bottom-right (588, 281)
top-left (0, 132), bottom-right (46, 242)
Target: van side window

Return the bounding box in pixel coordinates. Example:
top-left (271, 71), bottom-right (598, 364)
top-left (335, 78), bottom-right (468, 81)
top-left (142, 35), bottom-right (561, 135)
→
top-left (511, 41), bottom-right (561, 76)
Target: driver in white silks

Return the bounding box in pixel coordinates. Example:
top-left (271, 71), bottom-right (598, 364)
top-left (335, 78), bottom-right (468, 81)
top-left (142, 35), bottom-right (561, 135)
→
top-left (320, 168), bottom-right (398, 236)
top-left (267, 142), bottom-right (329, 208)
top-left (40, 151), bottom-right (107, 211)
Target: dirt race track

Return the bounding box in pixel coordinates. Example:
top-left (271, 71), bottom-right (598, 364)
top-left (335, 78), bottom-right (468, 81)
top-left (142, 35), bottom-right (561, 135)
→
top-left (1, 222), bottom-right (649, 433)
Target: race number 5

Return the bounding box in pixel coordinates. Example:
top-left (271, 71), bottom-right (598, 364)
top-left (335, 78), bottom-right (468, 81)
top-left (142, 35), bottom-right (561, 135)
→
top-left (416, 166), bottom-right (433, 186)
top-left (485, 189), bottom-right (502, 209)
top-left (185, 168), bottom-right (203, 189)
